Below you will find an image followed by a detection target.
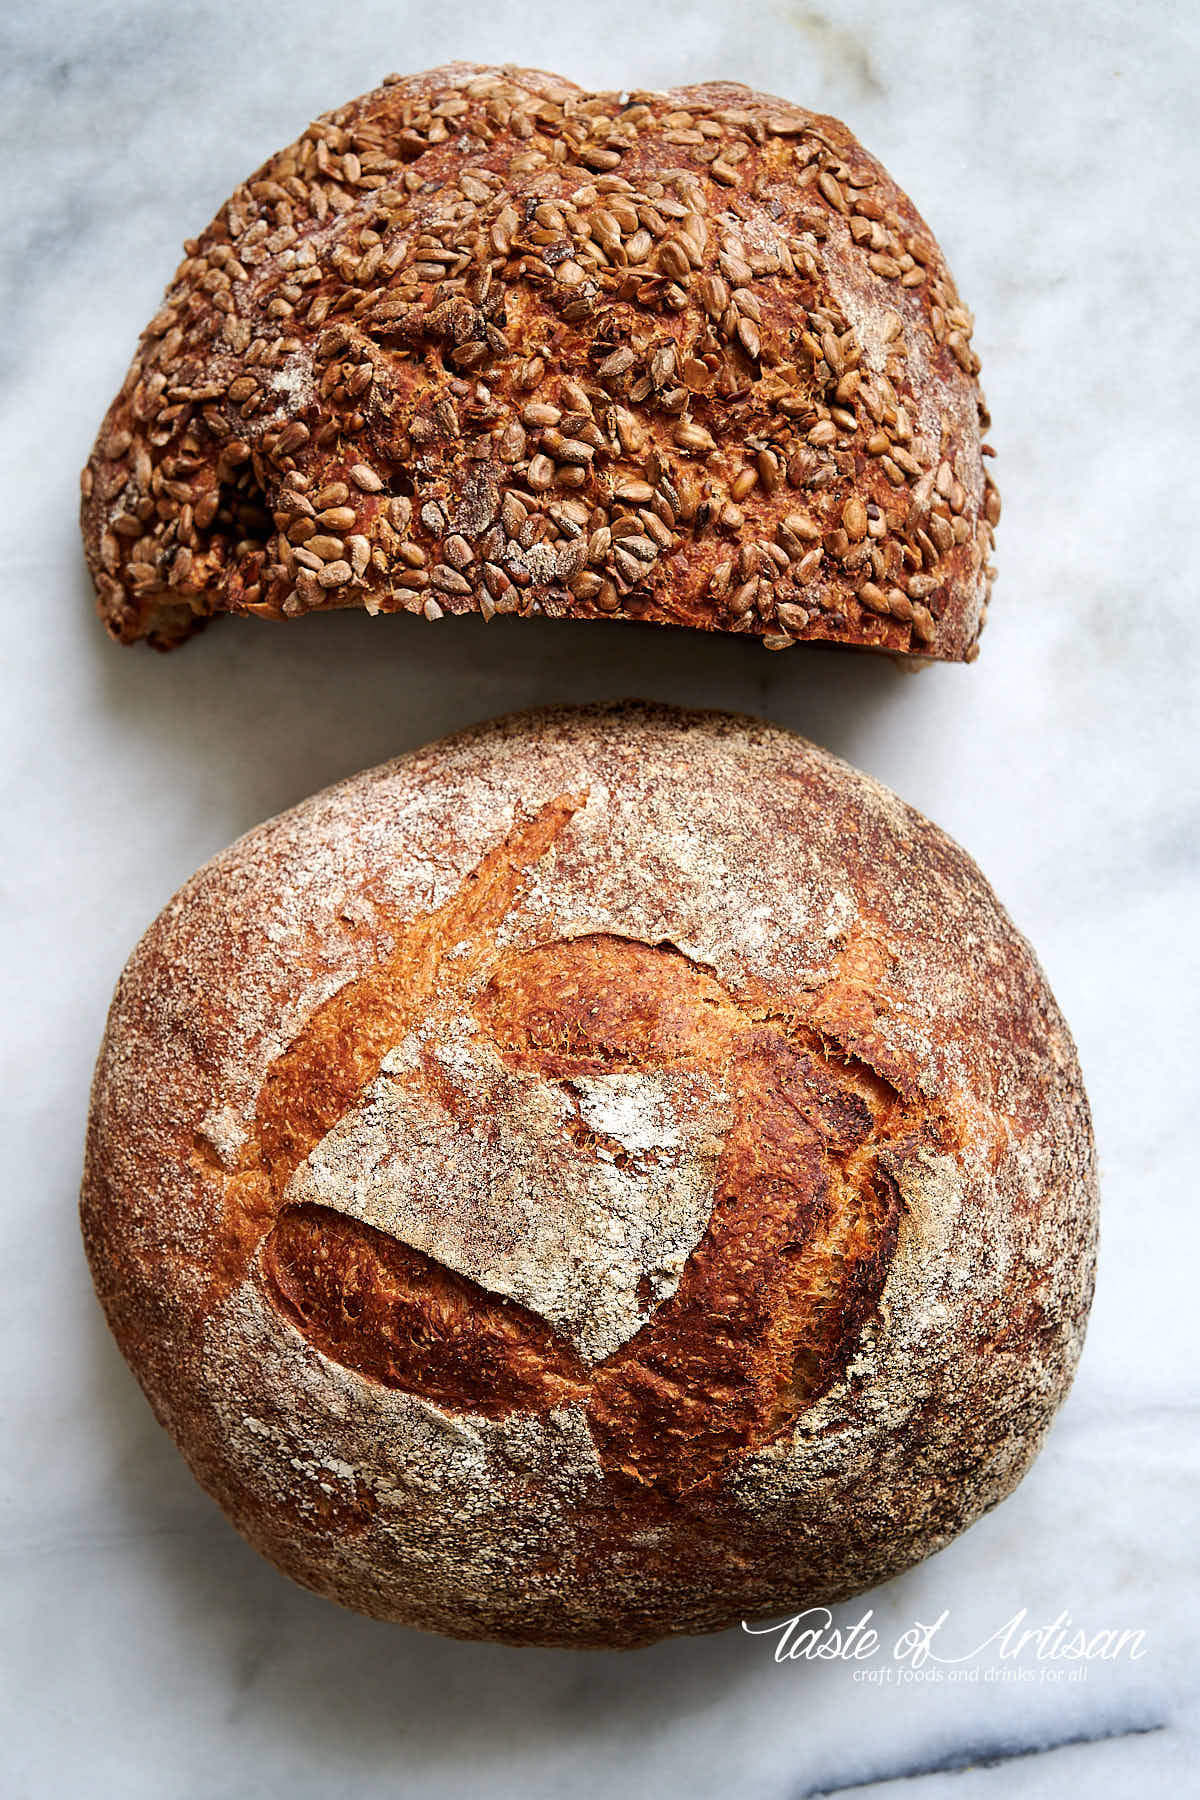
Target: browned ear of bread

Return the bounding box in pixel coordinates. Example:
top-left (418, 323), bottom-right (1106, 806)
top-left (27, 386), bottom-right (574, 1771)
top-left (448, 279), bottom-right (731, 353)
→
top-left (81, 64), bottom-right (998, 659)
top-left (81, 704), bottom-right (1095, 1649)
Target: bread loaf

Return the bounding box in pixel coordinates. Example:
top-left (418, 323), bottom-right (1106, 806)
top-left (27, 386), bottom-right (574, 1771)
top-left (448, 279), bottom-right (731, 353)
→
top-left (81, 705), bottom-right (1094, 1647)
top-left (81, 65), bottom-right (997, 659)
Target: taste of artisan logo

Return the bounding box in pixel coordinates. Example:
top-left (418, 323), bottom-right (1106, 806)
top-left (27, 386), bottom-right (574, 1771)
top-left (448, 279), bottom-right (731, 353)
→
top-left (743, 1608), bottom-right (1148, 1683)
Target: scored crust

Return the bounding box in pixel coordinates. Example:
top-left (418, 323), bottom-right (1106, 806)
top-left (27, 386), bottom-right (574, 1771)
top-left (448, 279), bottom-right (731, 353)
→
top-left (81, 705), bottom-right (1096, 1648)
top-left (81, 64), bottom-right (998, 659)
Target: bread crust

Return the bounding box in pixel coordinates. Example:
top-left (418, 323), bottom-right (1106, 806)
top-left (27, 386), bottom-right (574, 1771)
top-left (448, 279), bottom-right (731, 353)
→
top-left (80, 65), bottom-right (997, 659)
top-left (81, 705), bottom-right (1095, 1647)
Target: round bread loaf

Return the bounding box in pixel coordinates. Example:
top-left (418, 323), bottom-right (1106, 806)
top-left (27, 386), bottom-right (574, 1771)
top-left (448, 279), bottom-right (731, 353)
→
top-left (81, 64), bottom-right (998, 660)
top-left (82, 705), bottom-right (1095, 1647)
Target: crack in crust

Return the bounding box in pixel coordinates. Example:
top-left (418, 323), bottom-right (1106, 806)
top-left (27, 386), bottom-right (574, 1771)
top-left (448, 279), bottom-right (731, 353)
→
top-left (255, 791), bottom-right (586, 1188)
top-left (225, 795), bottom-right (943, 1496)
top-left (264, 1207), bottom-right (593, 1418)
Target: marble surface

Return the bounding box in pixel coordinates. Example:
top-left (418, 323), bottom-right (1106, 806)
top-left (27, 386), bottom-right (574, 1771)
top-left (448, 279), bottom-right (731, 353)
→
top-left (2, 2), bottom-right (1197, 1794)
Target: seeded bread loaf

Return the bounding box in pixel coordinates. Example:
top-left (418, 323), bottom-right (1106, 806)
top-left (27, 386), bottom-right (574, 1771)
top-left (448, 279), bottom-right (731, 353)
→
top-left (81, 704), bottom-right (1095, 1648)
top-left (81, 64), bottom-right (998, 659)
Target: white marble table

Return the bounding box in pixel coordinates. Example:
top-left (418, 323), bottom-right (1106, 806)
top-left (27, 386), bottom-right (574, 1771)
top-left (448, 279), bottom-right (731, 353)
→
top-left (1, 2), bottom-right (1196, 1794)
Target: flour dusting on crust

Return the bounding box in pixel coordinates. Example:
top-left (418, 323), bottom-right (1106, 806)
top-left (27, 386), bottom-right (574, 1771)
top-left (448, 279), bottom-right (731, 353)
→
top-left (81, 705), bottom-right (1097, 1647)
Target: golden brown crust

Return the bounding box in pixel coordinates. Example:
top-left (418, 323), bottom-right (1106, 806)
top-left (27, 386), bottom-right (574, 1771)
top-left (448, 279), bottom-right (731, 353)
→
top-left (259, 921), bottom-right (928, 1498)
top-left (80, 65), bottom-right (998, 659)
top-left (264, 1205), bottom-right (594, 1417)
top-left (80, 705), bottom-right (1094, 1647)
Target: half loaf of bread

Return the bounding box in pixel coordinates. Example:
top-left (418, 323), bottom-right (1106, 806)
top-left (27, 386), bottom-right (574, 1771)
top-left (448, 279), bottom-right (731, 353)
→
top-left (81, 66), bottom-right (998, 658)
